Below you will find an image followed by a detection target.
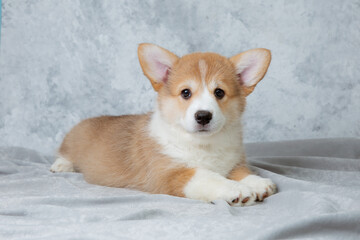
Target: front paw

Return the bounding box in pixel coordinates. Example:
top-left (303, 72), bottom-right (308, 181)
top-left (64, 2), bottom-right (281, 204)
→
top-left (220, 182), bottom-right (257, 207)
top-left (183, 169), bottom-right (257, 206)
top-left (240, 175), bottom-right (277, 201)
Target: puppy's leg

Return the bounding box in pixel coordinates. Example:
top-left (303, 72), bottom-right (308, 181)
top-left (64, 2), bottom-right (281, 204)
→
top-left (50, 156), bottom-right (74, 173)
top-left (227, 165), bottom-right (252, 181)
top-left (183, 169), bottom-right (256, 206)
top-left (228, 165), bottom-right (277, 201)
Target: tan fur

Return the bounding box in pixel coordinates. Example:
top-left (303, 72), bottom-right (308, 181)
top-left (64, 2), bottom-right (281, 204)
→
top-left (228, 165), bottom-right (253, 181)
top-left (56, 44), bottom-right (272, 199)
top-left (59, 114), bottom-right (195, 197)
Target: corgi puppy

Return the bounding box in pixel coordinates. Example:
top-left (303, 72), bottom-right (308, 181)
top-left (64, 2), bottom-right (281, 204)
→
top-left (51, 43), bottom-right (276, 206)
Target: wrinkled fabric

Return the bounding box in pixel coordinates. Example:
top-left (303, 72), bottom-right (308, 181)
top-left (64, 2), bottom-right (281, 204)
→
top-left (1, 138), bottom-right (360, 240)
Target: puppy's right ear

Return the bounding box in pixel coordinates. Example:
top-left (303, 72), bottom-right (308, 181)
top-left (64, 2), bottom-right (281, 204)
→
top-left (138, 43), bottom-right (179, 91)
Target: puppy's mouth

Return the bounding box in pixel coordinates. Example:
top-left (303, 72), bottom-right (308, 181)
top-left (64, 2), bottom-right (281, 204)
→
top-left (198, 129), bottom-right (209, 132)
top-left (198, 129), bottom-right (210, 134)
top-left (195, 125), bottom-right (212, 134)
top-left (192, 121), bottom-right (224, 136)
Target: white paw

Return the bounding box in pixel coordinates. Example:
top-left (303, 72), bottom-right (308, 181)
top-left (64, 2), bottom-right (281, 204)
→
top-left (184, 169), bottom-right (257, 206)
top-left (50, 157), bottom-right (74, 173)
top-left (240, 175), bottom-right (277, 201)
top-left (221, 182), bottom-right (257, 207)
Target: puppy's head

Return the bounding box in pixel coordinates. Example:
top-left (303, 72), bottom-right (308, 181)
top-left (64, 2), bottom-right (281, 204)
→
top-left (138, 43), bottom-right (271, 136)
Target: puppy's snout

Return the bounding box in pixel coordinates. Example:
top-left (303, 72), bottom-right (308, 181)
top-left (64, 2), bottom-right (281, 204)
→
top-left (195, 111), bottom-right (212, 125)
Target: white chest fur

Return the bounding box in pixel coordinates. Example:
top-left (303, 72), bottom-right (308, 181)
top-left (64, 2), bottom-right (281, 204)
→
top-left (148, 111), bottom-right (244, 176)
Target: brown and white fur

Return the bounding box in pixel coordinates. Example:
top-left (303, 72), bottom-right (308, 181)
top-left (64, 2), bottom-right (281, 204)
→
top-left (51, 43), bottom-right (276, 206)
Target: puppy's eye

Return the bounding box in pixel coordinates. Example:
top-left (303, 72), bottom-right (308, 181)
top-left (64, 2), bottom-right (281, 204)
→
top-left (181, 89), bottom-right (192, 99)
top-left (214, 88), bottom-right (225, 99)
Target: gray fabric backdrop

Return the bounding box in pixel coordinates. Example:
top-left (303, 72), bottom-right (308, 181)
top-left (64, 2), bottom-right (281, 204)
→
top-left (1, 0), bottom-right (360, 154)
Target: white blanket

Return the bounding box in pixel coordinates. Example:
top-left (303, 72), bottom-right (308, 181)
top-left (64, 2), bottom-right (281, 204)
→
top-left (1, 138), bottom-right (360, 239)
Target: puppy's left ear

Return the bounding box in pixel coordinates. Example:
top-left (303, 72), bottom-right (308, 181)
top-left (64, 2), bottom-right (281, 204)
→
top-left (230, 48), bottom-right (271, 96)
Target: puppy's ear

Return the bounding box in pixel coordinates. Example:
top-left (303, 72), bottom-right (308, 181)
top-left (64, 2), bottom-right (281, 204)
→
top-left (230, 48), bottom-right (271, 96)
top-left (138, 43), bottom-right (179, 91)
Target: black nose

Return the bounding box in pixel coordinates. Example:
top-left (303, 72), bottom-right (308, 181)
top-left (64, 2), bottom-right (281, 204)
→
top-left (195, 111), bottom-right (212, 125)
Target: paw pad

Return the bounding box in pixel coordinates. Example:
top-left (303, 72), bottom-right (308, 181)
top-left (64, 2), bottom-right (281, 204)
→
top-left (241, 197), bottom-right (250, 204)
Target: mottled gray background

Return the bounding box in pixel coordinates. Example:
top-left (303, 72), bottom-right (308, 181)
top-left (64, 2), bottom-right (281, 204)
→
top-left (1, 0), bottom-right (359, 154)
